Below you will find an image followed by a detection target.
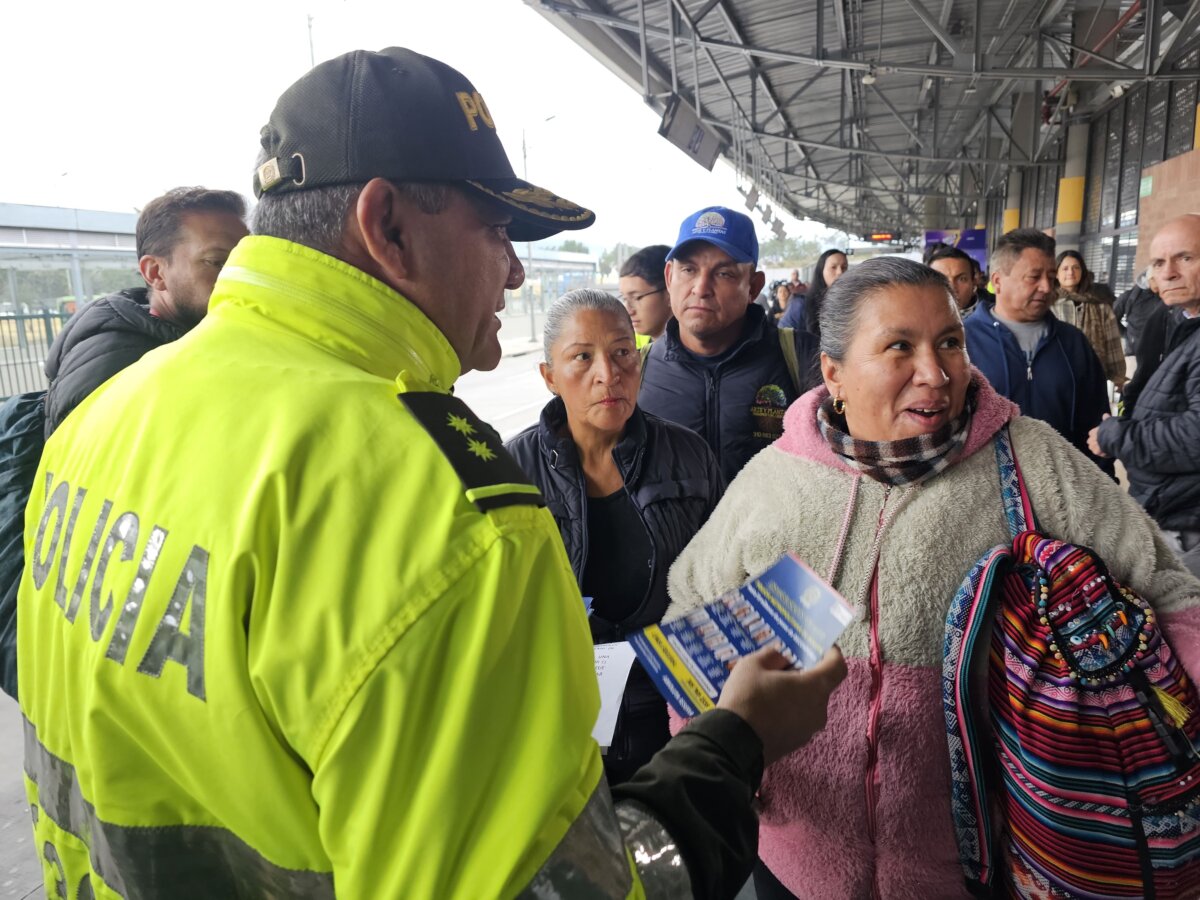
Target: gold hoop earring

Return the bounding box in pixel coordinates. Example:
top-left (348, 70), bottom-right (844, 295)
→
top-left (832, 397), bottom-right (846, 415)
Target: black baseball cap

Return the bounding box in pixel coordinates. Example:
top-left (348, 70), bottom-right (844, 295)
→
top-left (253, 47), bottom-right (595, 242)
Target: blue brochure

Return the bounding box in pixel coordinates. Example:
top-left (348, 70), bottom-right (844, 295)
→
top-left (628, 552), bottom-right (855, 717)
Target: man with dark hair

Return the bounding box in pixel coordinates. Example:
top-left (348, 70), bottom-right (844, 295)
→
top-left (964, 228), bottom-right (1111, 469)
top-left (971, 257), bottom-right (992, 307)
top-left (618, 243), bottom-right (672, 342)
top-left (19, 47), bottom-right (844, 899)
top-left (43, 186), bottom-right (247, 434)
top-left (637, 206), bottom-right (821, 480)
top-left (1091, 214), bottom-right (1200, 575)
top-left (926, 245), bottom-right (977, 314)
top-left (922, 240), bottom-right (950, 265)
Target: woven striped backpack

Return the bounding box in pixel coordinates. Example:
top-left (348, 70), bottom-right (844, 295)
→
top-left (943, 426), bottom-right (1200, 898)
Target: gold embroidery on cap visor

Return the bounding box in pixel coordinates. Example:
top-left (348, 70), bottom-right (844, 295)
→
top-left (465, 181), bottom-right (594, 224)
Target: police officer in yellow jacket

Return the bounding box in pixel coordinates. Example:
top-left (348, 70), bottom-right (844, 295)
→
top-left (19, 48), bottom-right (845, 899)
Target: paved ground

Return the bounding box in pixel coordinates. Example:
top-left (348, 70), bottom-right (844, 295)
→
top-left (0, 694), bottom-right (41, 899)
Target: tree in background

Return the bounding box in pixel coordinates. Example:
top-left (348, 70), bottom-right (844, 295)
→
top-left (759, 234), bottom-right (832, 268)
top-left (555, 239), bottom-right (590, 254)
top-left (598, 242), bottom-right (637, 281)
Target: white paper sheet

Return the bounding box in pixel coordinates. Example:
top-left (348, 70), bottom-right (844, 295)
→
top-left (592, 641), bottom-right (637, 750)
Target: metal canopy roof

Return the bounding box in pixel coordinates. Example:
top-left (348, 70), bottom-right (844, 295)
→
top-left (527, 0), bottom-right (1200, 239)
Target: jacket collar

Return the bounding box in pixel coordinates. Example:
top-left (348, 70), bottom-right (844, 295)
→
top-left (1163, 305), bottom-right (1200, 355)
top-left (774, 369), bottom-right (1020, 473)
top-left (211, 236), bottom-right (460, 393)
top-left (659, 301), bottom-right (769, 362)
top-left (972, 298), bottom-right (1061, 335)
top-left (536, 396), bottom-right (648, 484)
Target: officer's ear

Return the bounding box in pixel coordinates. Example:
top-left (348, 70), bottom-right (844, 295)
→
top-left (353, 178), bottom-right (415, 287)
top-left (138, 254), bottom-right (169, 293)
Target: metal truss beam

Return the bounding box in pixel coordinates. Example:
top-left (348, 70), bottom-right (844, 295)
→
top-left (693, 0), bottom-right (722, 24)
top-left (701, 0), bottom-right (839, 210)
top-left (1155, 0), bottom-right (1200, 73)
top-left (868, 83), bottom-right (925, 149)
top-left (532, 0), bottom-right (1200, 81)
top-left (779, 169), bottom-right (969, 202)
top-left (1039, 29), bottom-right (1136, 71)
top-left (735, 122), bottom-right (1058, 167)
top-left (901, 0), bottom-right (961, 59)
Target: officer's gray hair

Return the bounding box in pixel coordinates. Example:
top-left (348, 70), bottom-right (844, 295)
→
top-left (820, 257), bottom-right (956, 361)
top-left (542, 289), bottom-right (634, 364)
top-left (250, 150), bottom-right (451, 255)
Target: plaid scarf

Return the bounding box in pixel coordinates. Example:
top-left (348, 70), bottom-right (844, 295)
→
top-left (817, 391), bottom-right (973, 486)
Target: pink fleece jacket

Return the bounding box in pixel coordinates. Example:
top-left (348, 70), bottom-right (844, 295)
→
top-left (667, 371), bottom-right (1200, 899)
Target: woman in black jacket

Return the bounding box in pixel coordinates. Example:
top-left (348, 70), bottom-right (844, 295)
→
top-left (506, 289), bottom-right (725, 785)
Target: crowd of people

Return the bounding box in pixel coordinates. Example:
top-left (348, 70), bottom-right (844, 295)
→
top-left (10, 43), bottom-right (1200, 900)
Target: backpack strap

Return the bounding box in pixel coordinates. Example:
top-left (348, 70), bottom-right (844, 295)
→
top-left (638, 341), bottom-right (652, 387)
top-left (943, 544), bottom-right (1009, 893)
top-left (940, 424), bottom-right (1033, 893)
top-left (778, 326), bottom-right (803, 395)
top-left (992, 425), bottom-right (1034, 539)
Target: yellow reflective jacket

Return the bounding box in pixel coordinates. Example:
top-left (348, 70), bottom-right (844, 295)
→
top-left (19, 236), bottom-right (620, 898)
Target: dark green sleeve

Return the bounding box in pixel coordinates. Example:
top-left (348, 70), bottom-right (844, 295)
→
top-left (612, 709), bottom-right (764, 900)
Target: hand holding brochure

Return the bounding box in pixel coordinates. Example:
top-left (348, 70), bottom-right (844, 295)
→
top-left (628, 553), bottom-right (855, 717)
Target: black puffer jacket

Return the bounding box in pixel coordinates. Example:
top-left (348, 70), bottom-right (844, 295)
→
top-left (1114, 284), bottom-right (1165, 355)
top-left (44, 287), bottom-right (185, 436)
top-left (637, 303), bottom-right (821, 482)
top-left (1098, 308), bottom-right (1200, 530)
top-left (506, 397), bottom-right (724, 639)
top-left (506, 399), bottom-right (724, 783)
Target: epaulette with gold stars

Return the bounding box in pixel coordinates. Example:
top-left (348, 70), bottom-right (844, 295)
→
top-left (398, 392), bottom-right (544, 512)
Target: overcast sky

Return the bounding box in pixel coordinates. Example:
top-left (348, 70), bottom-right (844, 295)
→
top-left (0, 0), bottom-right (833, 253)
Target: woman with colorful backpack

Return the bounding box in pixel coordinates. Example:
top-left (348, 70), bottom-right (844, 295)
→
top-left (664, 257), bottom-right (1200, 898)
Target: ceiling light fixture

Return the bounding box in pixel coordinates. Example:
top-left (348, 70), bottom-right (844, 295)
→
top-left (862, 66), bottom-right (877, 86)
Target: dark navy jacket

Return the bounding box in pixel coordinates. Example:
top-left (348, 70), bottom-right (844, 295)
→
top-left (637, 303), bottom-right (821, 481)
top-left (1097, 309), bottom-right (1200, 531)
top-left (964, 301), bottom-right (1112, 472)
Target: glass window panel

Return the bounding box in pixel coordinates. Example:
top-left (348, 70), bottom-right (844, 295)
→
top-left (1040, 163), bottom-right (1060, 229)
top-left (1100, 104), bottom-right (1125, 230)
top-left (1098, 235), bottom-right (1115, 285)
top-left (1084, 119), bottom-right (1106, 233)
top-left (1143, 79), bottom-right (1170, 169)
top-left (1119, 92), bottom-right (1144, 227)
top-left (1166, 55), bottom-right (1199, 159)
top-left (1112, 230), bottom-right (1138, 294)
top-left (1081, 237), bottom-right (1104, 280)
top-left (1022, 167), bottom-right (1037, 226)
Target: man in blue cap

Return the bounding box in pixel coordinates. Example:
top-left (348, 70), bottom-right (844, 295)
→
top-left (638, 206), bottom-right (820, 480)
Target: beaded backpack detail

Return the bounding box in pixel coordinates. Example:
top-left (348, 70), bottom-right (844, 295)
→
top-left (943, 426), bottom-right (1200, 898)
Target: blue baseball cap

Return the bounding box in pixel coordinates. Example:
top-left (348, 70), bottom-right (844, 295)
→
top-left (665, 206), bottom-right (758, 267)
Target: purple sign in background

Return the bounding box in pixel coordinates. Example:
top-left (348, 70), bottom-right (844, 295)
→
top-left (925, 228), bottom-right (988, 272)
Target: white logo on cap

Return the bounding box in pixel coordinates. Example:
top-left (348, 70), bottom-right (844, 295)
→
top-left (695, 211), bottom-right (726, 231)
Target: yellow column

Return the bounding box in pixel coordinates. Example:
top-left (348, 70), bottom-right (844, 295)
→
top-left (1055, 177), bottom-right (1085, 227)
